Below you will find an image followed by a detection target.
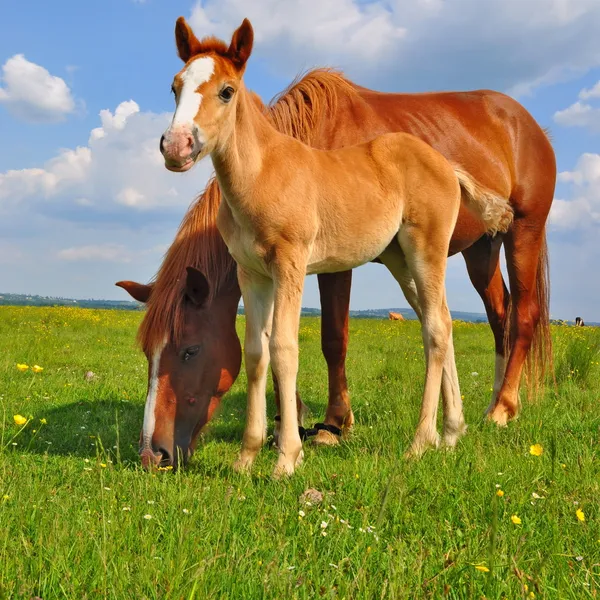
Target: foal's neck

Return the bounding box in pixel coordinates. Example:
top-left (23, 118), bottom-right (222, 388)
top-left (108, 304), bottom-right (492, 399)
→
top-left (210, 85), bottom-right (279, 201)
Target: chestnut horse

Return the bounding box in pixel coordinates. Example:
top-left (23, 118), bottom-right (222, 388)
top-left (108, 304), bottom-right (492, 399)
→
top-left (157, 17), bottom-right (516, 477)
top-left (117, 21), bottom-right (555, 469)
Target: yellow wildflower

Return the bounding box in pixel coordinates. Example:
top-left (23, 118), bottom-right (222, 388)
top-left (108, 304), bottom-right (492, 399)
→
top-left (475, 565), bottom-right (490, 572)
top-left (100, 463), bottom-right (107, 468)
top-left (511, 515), bottom-right (522, 525)
top-left (2, 494), bottom-right (9, 501)
top-left (576, 508), bottom-right (585, 522)
top-left (16, 363), bottom-right (29, 372)
top-left (40, 418), bottom-right (47, 425)
top-left (13, 414), bottom-right (27, 426)
top-left (529, 444), bottom-right (543, 456)
top-left (496, 489), bottom-right (505, 497)
top-left (31, 365), bottom-right (44, 373)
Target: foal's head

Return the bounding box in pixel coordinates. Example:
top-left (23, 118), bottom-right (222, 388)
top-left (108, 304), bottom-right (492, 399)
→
top-left (160, 17), bottom-right (254, 172)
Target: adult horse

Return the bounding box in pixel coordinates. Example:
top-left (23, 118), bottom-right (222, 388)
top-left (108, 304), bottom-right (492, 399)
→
top-left (117, 19), bottom-right (555, 468)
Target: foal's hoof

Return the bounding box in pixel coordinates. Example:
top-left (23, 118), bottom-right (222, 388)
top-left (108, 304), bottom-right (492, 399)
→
top-left (272, 449), bottom-right (304, 479)
top-left (404, 431), bottom-right (441, 459)
top-left (233, 453), bottom-right (255, 474)
top-left (442, 422), bottom-right (468, 449)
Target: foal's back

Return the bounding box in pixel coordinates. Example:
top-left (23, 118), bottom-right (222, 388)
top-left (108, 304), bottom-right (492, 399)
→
top-left (302, 131), bottom-right (461, 274)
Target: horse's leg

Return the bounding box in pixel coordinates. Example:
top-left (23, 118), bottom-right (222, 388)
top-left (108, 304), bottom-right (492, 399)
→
top-left (233, 269), bottom-right (274, 473)
top-left (272, 374), bottom-right (307, 448)
top-left (487, 216), bottom-right (549, 425)
top-left (270, 261), bottom-right (306, 478)
top-left (310, 271), bottom-right (354, 445)
top-left (461, 236), bottom-right (510, 413)
top-left (380, 247), bottom-right (465, 450)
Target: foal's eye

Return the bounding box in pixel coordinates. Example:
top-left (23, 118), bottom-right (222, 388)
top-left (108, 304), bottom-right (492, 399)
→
top-left (219, 86), bottom-right (235, 103)
top-left (182, 345), bottom-right (200, 361)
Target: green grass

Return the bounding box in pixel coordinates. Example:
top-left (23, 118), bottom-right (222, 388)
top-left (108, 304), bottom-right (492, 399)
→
top-left (1, 306), bottom-right (599, 599)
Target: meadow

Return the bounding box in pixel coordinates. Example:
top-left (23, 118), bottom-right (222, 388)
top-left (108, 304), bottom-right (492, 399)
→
top-left (1, 306), bottom-right (600, 599)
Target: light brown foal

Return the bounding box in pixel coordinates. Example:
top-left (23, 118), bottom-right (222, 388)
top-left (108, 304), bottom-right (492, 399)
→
top-left (160, 18), bottom-right (513, 477)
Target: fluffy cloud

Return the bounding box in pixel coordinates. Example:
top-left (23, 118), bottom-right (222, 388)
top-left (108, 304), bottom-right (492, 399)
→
top-left (549, 153), bottom-right (600, 229)
top-left (57, 244), bottom-right (133, 263)
top-left (554, 80), bottom-right (600, 131)
top-left (0, 54), bottom-right (76, 122)
top-left (0, 100), bottom-right (213, 221)
top-left (188, 0), bottom-right (600, 94)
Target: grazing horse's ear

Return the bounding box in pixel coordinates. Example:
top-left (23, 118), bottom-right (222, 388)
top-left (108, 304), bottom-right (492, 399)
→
top-left (227, 18), bottom-right (254, 69)
top-left (115, 281), bottom-right (153, 304)
top-left (185, 267), bottom-right (210, 307)
top-left (175, 17), bottom-right (201, 63)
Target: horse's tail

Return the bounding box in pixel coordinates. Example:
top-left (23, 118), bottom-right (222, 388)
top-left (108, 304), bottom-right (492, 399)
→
top-left (503, 231), bottom-right (553, 398)
top-left (453, 166), bottom-right (514, 236)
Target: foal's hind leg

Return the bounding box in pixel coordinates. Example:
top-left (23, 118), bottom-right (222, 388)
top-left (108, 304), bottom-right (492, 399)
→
top-left (379, 247), bottom-right (465, 450)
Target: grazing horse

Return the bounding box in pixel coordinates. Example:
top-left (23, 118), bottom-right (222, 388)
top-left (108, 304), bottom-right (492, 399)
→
top-left (118, 24), bottom-right (555, 470)
top-left (575, 317), bottom-right (585, 327)
top-left (389, 312), bottom-right (405, 321)
top-left (157, 17), bottom-right (513, 477)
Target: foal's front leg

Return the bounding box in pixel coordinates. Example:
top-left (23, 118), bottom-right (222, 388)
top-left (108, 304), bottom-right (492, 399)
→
top-left (234, 269), bottom-right (274, 473)
top-left (270, 265), bottom-right (306, 478)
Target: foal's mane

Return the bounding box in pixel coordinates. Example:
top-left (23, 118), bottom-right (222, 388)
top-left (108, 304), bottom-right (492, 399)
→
top-left (138, 68), bottom-right (358, 353)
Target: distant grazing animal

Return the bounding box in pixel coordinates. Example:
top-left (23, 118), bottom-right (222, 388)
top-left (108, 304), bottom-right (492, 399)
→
top-left (389, 312), bottom-right (405, 321)
top-left (575, 317), bottom-right (585, 327)
top-left (117, 16), bottom-right (555, 471)
top-left (156, 17), bottom-right (515, 477)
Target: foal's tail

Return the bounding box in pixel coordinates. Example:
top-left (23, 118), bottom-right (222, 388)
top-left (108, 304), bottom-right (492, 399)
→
top-left (453, 167), bottom-right (514, 236)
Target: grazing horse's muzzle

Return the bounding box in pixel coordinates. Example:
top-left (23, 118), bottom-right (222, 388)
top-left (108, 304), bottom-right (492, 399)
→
top-left (139, 440), bottom-right (194, 471)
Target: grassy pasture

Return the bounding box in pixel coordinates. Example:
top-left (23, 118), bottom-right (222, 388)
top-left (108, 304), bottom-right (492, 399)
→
top-left (1, 306), bottom-right (600, 599)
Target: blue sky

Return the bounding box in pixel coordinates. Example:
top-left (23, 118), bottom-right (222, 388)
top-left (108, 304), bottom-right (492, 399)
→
top-left (1, 0), bottom-right (600, 321)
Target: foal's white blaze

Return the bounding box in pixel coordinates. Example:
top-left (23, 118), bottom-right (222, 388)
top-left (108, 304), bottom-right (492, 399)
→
top-left (171, 56), bottom-right (215, 127)
top-left (142, 342), bottom-right (165, 450)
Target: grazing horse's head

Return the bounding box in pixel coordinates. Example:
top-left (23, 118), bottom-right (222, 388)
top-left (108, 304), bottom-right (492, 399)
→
top-left (116, 217), bottom-right (242, 468)
top-left (160, 17), bottom-right (254, 172)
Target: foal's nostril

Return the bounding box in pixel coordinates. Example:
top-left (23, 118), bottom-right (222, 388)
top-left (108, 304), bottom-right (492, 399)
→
top-left (159, 134), bottom-right (166, 154)
top-left (185, 134), bottom-right (194, 152)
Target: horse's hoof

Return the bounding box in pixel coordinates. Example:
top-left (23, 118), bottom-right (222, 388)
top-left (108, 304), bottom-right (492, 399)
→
top-left (405, 431), bottom-right (440, 459)
top-left (233, 454), bottom-right (255, 474)
top-left (311, 429), bottom-right (340, 446)
top-left (442, 422), bottom-right (467, 449)
top-left (486, 405), bottom-right (514, 427)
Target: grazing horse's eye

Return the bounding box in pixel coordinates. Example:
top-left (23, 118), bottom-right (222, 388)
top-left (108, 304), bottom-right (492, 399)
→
top-left (182, 345), bottom-right (200, 362)
top-left (219, 86), bottom-right (235, 103)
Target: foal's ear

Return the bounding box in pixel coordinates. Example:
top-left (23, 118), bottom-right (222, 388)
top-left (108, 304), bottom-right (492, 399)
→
top-left (227, 18), bottom-right (254, 69)
top-left (175, 17), bottom-right (201, 63)
top-left (115, 280), bottom-right (153, 304)
top-left (185, 266), bottom-right (210, 307)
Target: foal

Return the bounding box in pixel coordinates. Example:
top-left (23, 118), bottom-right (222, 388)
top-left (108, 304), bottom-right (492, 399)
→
top-left (160, 18), bottom-right (513, 477)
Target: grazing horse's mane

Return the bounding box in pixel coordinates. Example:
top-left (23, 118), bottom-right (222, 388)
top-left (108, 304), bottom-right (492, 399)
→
top-left (138, 68), bottom-right (358, 353)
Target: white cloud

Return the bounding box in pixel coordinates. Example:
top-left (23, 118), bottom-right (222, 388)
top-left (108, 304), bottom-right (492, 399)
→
top-left (579, 80), bottom-right (600, 100)
top-left (57, 244), bottom-right (132, 263)
top-left (554, 79), bottom-right (600, 131)
top-left (554, 100), bottom-right (600, 130)
top-left (187, 0), bottom-right (600, 95)
top-left (0, 100), bottom-right (212, 219)
top-left (549, 153), bottom-right (600, 229)
top-left (0, 54), bottom-right (76, 122)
